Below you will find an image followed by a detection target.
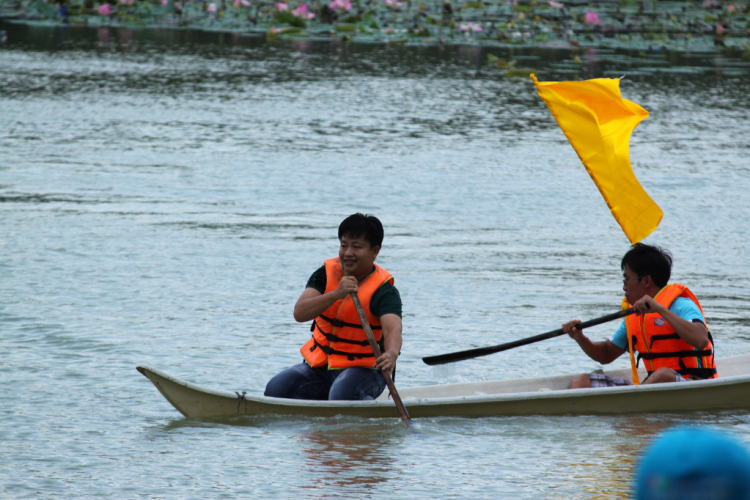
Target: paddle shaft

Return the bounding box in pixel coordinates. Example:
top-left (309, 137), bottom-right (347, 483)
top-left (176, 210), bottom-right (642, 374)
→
top-left (344, 270), bottom-right (412, 425)
top-left (422, 307), bottom-right (637, 366)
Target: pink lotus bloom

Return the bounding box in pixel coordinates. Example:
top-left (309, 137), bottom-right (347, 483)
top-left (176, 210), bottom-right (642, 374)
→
top-left (384, 0), bottom-right (403, 8)
top-left (728, 4), bottom-right (735, 12)
top-left (459, 22), bottom-right (483, 33)
top-left (547, 0), bottom-right (563, 7)
top-left (97, 3), bottom-right (112, 15)
top-left (584, 11), bottom-right (599, 24)
top-left (275, 2), bottom-right (289, 10)
top-left (234, 0), bottom-right (251, 7)
top-left (207, 2), bottom-right (217, 12)
top-left (118, 0), bottom-right (134, 5)
top-left (292, 3), bottom-right (315, 18)
top-left (716, 23), bottom-right (724, 34)
top-left (330, 0), bottom-right (352, 10)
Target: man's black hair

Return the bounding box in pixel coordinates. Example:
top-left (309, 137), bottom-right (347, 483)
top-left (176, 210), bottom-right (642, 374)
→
top-left (621, 243), bottom-right (673, 289)
top-left (338, 213), bottom-right (384, 249)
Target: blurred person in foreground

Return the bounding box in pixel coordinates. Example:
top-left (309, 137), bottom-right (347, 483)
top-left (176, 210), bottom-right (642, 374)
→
top-left (635, 426), bottom-right (750, 500)
top-left (264, 213), bottom-right (402, 400)
top-left (562, 243), bottom-right (717, 388)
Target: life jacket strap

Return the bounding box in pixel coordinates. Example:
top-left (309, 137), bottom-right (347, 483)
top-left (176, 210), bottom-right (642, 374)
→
top-left (318, 313), bottom-right (382, 331)
top-left (645, 359), bottom-right (717, 379)
top-left (649, 333), bottom-right (681, 349)
top-left (309, 336), bottom-right (385, 361)
top-left (648, 325), bottom-right (711, 349)
top-left (638, 349), bottom-right (714, 361)
top-left (311, 320), bottom-right (373, 347)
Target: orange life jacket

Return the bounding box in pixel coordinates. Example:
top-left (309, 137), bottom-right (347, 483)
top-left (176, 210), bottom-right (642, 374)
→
top-left (625, 284), bottom-right (717, 381)
top-left (300, 258), bottom-right (394, 370)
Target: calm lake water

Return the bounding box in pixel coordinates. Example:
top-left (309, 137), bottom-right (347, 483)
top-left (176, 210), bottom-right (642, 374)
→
top-left (2, 21), bottom-right (750, 499)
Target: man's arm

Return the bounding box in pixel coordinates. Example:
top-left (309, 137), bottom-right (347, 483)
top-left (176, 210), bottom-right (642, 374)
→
top-left (292, 278), bottom-right (358, 322)
top-left (563, 320), bottom-right (626, 364)
top-left (632, 295), bottom-right (709, 349)
top-left (375, 313), bottom-right (402, 373)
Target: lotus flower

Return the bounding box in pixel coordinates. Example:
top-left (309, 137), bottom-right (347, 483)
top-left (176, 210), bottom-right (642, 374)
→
top-left (547, 0), bottom-right (563, 7)
top-left (459, 21), bottom-right (483, 33)
top-left (292, 3), bottom-right (315, 18)
top-left (207, 2), bottom-right (217, 12)
top-left (275, 2), bottom-right (289, 10)
top-left (384, 0), bottom-right (403, 8)
top-left (97, 3), bottom-right (112, 15)
top-left (330, 0), bottom-right (352, 10)
top-left (234, 0), bottom-right (251, 7)
top-left (716, 23), bottom-right (724, 34)
top-left (584, 11), bottom-right (599, 24)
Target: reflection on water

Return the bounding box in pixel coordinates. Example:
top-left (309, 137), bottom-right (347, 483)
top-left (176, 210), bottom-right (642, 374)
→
top-left (299, 423), bottom-right (400, 495)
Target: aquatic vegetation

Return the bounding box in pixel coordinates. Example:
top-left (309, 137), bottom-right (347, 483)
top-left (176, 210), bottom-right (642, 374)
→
top-left (459, 21), bottom-right (482, 33)
top-left (2, 0), bottom-right (750, 52)
top-left (292, 3), bottom-right (314, 19)
top-left (584, 11), bottom-right (599, 25)
top-left (329, 0), bottom-right (351, 11)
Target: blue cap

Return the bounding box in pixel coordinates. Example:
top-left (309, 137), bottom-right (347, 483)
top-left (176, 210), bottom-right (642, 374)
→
top-left (635, 427), bottom-right (750, 500)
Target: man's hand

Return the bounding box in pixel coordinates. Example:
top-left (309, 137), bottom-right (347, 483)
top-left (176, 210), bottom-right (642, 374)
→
top-left (375, 351), bottom-right (398, 373)
top-left (563, 319), bottom-right (583, 341)
top-left (378, 313), bottom-right (402, 375)
top-left (334, 276), bottom-right (359, 300)
top-left (633, 295), bottom-right (659, 316)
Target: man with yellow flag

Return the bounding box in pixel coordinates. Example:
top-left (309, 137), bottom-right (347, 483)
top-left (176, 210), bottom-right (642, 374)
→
top-left (530, 75), bottom-right (716, 388)
top-left (562, 243), bottom-right (717, 388)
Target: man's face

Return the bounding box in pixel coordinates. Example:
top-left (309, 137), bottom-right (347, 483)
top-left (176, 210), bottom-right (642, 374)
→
top-left (339, 235), bottom-right (380, 279)
top-left (622, 264), bottom-right (647, 305)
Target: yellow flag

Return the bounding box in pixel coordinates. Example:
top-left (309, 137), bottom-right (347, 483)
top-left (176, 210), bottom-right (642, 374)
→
top-left (531, 75), bottom-right (662, 244)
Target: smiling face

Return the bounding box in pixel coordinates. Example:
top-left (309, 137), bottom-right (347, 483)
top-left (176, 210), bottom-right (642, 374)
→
top-left (339, 235), bottom-right (380, 281)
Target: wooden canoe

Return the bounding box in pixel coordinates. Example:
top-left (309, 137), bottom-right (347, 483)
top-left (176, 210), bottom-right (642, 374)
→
top-left (137, 354), bottom-right (750, 419)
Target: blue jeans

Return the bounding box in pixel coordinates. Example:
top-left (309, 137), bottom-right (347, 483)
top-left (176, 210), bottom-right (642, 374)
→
top-left (264, 362), bottom-right (386, 401)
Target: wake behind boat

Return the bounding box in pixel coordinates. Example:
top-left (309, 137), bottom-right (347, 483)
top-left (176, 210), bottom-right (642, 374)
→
top-left (137, 354), bottom-right (750, 419)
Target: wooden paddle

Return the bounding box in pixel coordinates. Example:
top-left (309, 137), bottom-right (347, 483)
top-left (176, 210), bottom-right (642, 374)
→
top-left (422, 307), bottom-right (637, 366)
top-left (343, 268), bottom-right (412, 425)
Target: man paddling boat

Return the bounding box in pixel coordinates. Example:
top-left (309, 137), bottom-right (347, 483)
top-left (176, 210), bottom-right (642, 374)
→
top-left (264, 213), bottom-right (403, 400)
top-left (563, 243), bottom-right (717, 388)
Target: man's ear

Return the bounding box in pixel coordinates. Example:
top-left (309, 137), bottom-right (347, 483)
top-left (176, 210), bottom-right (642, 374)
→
top-left (371, 245), bottom-right (381, 260)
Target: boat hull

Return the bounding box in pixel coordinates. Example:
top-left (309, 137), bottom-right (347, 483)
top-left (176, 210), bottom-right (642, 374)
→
top-left (137, 354), bottom-right (750, 419)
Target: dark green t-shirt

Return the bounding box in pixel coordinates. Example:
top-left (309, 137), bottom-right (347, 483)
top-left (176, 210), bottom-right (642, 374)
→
top-left (305, 265), bottom-right (402, 318)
